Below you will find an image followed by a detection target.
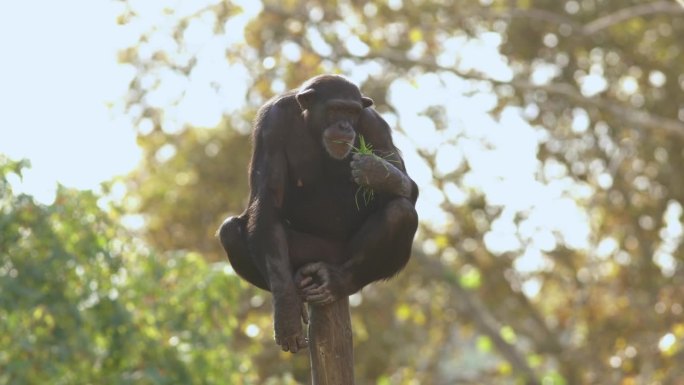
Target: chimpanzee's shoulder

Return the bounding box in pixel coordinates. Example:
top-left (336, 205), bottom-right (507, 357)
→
top-left (258, 90), bottom-right (299, 114)
top-left (359, 107), bottom-right (391, 132)
top-left (253, 91), bottom-right (301, 139)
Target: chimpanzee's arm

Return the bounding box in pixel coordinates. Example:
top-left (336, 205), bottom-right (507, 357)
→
top-left (351, 154), bottom-right (416, 201)
top-left (352, 109), bottom-right (419, 204)
top-left (247, 101), bottom-right (308, 353)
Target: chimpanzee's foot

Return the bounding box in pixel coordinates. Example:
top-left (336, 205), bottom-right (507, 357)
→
top-left (273, 295), bottom-right (309, 353)
top-left (294, 262), bottom-right (351, 305)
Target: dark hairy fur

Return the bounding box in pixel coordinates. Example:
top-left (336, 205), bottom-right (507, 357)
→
top-left (218, 75), bottom-right (418, 353)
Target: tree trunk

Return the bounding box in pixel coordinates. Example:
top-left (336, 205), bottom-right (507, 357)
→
top-left (308, 297), bottom-right (354, 385)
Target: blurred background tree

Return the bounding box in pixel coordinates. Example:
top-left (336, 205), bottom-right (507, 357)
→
top-left (0, 157), bottom-right (272, 384)
top-left (3, 0), bottom-right (684, 384)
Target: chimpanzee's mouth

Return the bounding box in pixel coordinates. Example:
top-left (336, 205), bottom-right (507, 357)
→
top-left (326, 139), bottom-right (354, 160)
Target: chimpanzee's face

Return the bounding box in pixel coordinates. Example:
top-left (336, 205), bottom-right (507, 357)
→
top-left (295, 77), bottom-right (374, 160)
top-left (321, 99), bottom-right (363, 160)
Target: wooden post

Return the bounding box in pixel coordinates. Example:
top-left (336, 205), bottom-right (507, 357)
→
top-left (308, 296), bottom-right (355, 385)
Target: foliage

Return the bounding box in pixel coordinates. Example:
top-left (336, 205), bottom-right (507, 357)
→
top-left (125, 124), bottom-right (251, 262)
top-left (0, 157), bottom-right (268, 384)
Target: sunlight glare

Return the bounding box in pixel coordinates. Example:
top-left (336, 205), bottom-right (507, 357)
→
top-left (345, 36), bottom-right (371, 57)
top-left (223, 0), bottom-right (263, 45)
top-left (531, 62), bottom-right (560, 86)
top-left (484, 211), bottom-right (522, 254)
top-left (145, 68), bottom-right (189, 108)
top-left (306, 27), bottom-right (333, 57)
top-left (521, 278), bottom-right (542, 298)
top-left (443, 182), bottom-right (467, 206)
top-left (343, 59), bottom-right (384, 85)
top-left (436, 36), bottom-right (467, 68)
top-left (435, 144), bottom-right (463, 176)
top-left (653, 200), bottom-right (683, 276)
top-left (0, 0), bottom-right (140, 203)
top-left (388, 71), bottom-right (591, 251)
top-left (184, 13), bottom-right (217, 47)
top-left (458, 34), bottom-right (513, 82)
top-left (579, 73), bottom-right (608, 97)
top-left (658, 333), bottom-right (676, 353)
top-left (514, 247), bottom-right (550, 273)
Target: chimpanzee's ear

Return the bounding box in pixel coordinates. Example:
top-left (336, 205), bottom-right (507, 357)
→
top-left (361, 96), bottom-right (374, 108)
top-left (296, 88), bottom-right (316, 110)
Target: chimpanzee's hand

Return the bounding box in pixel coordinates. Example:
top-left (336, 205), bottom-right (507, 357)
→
top-left (295, 262), bottom-right (350, 306)
top-left (350, 154), bottom-right (412, 198)
top-left (273, 293), bottom-right (309, 353)
top-left (350, 153), bottom-right (388, 188)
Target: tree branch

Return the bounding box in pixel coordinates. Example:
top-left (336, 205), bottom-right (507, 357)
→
top-left (508, 80), bottom-right (684, 141)
top-left (417, 254), bottom-right (541, 385)
top-left (501, 8), bottom-right (581, 31)
top-left (485, 1), bottom-right (684, 35)
top-left (582, 1), bottom-right (684, 35)
top-left (358, 50), bottom-right (684, 141)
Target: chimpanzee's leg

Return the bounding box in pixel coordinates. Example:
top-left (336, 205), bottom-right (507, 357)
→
top-left (219, 215), bottom-right (348, 292)
top-left (218, 215), bottom-right (270, 291)
top-left (295, 198), bottom-right (418, 305)
top-left (345, 198), bottom-right (418, 285)
top-left (287, 229), bottom-right (346, 270)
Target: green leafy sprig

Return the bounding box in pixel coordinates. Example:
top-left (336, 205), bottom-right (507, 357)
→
top-left (352, 135), bottom-right (377, 209)
top-left (347, 135), bottom-right (399, 210)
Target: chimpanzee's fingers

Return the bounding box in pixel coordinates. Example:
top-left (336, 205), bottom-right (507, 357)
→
top-left (303, 283), bottom-right (332, 303)
top-left (354, 176), bottom-right (369, 186)
top-left (308, 292), bottom-right (336, 305)
top-left (300, 282), bottom-right (319, 295)
top-left (306, 292), bottom-right (332, 304)
top-left (303, 284), bottom-right (327, 296)
top-left (297, 276), bottom-right (314, 288)
top-left (352, 171), bottom-right (364, 182)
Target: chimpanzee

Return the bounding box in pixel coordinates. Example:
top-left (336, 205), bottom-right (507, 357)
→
top-left (218, 74), bottom-right (418, 353)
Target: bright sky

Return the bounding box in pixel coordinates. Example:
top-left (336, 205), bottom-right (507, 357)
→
top-left (0, 0), bottom-right (139, 203)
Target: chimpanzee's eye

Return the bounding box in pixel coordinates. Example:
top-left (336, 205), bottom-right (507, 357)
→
top-left (328, 105), bottom-right (360, 121)
top-left (344, 107), bottom-right (359, 116)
